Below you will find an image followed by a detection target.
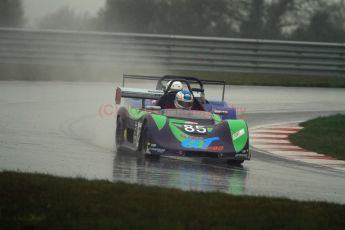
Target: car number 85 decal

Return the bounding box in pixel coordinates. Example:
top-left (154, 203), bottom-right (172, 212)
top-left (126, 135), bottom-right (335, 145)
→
top-left (184, 125), bottom-right (207, 134)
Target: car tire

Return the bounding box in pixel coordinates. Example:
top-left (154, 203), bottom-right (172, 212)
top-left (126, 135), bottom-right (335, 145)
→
top-left (139, 123), bottom-right (149, 154)
top-left (115, 117), bottom-right (124, 150)
top-left (227, 159), bottom-right (244, 165)
top-left (139, 122), bottom-right (159, 159)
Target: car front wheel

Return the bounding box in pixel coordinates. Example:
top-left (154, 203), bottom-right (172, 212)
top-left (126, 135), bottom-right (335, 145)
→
top-left (139, 122), bottom-right (159, 159)
top-left (115, 117), bottom-right (124, 150)
top-left (227, 159), bottom-right (244, 165)
top-left (139, 123), bottom-right (149, 155)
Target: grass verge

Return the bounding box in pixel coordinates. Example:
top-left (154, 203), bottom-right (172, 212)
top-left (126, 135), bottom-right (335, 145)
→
top-left (176, 70), bottom-right (345, 88)
top-left (1, 171), bottom-right (345, 229)
top-left (290, 114), bottom-right (345, 160)
top-left (1, 64), bottom-right (345, 87)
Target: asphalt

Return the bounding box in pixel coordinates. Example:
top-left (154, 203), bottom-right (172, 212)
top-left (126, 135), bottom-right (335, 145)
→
top-left (0, 81), bottom-right (345, 204)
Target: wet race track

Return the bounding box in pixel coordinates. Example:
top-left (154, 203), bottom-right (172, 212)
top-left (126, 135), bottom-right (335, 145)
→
top-left (1, 81), bottom-right (345, 204)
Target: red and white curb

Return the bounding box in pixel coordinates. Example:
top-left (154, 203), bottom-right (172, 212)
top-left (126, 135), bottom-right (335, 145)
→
top-left (250, 122), bottom-right (345, 172)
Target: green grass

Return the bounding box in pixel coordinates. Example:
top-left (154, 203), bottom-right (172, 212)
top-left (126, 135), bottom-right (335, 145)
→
top-left (290, 114), bottom-right (345, 160)
top-left (1, 63), bottom-right (345, 87)
top-left (176, 70), bottom-right (345, 88)
top-left (1, 171), bottom-right (345, 229)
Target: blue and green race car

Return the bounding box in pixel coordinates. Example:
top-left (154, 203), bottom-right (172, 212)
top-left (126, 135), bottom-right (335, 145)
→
top-left (115, 74), bottom-right (250, 164)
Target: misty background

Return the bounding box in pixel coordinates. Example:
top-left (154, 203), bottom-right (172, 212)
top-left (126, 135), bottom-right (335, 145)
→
top-left (1, 0), bottom-right (344, 43)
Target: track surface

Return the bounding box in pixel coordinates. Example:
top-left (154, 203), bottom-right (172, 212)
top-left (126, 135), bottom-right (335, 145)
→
top-left (0, 81), bottom-right (345, 204)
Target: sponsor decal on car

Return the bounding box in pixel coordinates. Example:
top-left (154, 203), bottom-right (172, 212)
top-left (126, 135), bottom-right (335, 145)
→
top-left (148, 143), bottom-right (166, 153)
top-left (149, 147), bottom-right (166, 153)
top-left (228, 120), bottom-right (249, 153)
top-left (235, 153), bottom-right (249, 158)
top-left (232, 128), bottom-right (245, 141)
top-left (207, 146), bottom-right (224, 151)
top-left (181, 137), bottom-right (220, 149)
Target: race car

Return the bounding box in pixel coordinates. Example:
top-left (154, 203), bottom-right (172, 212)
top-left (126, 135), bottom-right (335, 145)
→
top-left (115, 74), bottom-right (250, 164)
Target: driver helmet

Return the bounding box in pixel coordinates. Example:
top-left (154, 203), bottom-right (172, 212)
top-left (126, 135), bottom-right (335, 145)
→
top-left (174, 90), bottom-right (194, 109)
top-left (166, 80), bottom-right (183, 92)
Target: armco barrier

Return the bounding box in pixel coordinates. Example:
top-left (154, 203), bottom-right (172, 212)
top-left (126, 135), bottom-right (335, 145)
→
top-left (0, 28), bottom-right (344, 76)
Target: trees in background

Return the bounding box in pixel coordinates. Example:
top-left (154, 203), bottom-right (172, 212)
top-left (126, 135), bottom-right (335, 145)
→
top-left (96, 0), bottom-right (249, 37)
top-left (263, 0), bottom-right (294, 39)
top-left (240, 0), bottom-right (265, 39)
top-left (3, 0), bottom-right (342, 43)
top-left (95, 0), bottom-right (345, 43)
top-left (97, 0), bottom-right (157, 33)
top-left (291, 2), bottom-right (345, 43)
top-left (0, 0), bottom-right (24, 27)
top-left (36, 6), bottom-right (91, 31)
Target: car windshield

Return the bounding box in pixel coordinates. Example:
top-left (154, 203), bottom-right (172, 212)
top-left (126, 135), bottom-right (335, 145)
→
top-left (162, 109), bottom-right (212, 120)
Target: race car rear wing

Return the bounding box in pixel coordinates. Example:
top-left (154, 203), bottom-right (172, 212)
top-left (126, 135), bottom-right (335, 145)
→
top-left (122, 74), bottom-right (226, 102)
top-left (122, 74), bottom-right (225, 88)
top-left (115, 87), bottom-right (163, 107)
top-left (122, 74), bottom-right (160, 87)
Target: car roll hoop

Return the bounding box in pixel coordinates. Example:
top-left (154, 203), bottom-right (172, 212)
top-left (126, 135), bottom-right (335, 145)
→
top-left (165, 79), bottom-right (195, 97)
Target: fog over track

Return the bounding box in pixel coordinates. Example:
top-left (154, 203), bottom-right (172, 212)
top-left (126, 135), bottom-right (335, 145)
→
top-left (1, 81), bottom-right (345, 204)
